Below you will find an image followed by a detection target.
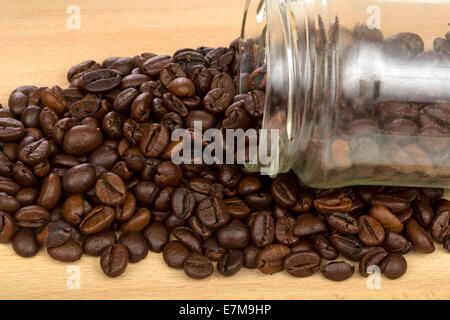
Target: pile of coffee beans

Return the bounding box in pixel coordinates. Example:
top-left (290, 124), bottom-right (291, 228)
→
top-left (0, 38), bottom-right (448, 281)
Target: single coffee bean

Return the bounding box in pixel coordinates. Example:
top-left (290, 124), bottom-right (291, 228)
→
top-left (291, 239), bottom-right (316, 253)
top-left (118, 232), bottom-right (149, 263)
top-left (37, 173), bottom-right (62, 210)
top-left (14, 205), bottom-right (50, 228)
top-left (0, 192), bottom-right (20, 214)
top-left (83, 229), bottom-right (117, 256)
top-left (120, 208), bottom-right (151, 233)
top-left (12, 228), bottom-right (40, 257)
top-left (0, 212), bottom-right (16, 243)
top-left (80, 69), bottom-right (121, 93)
top-left (196, 196), bottom-right (230, 229)
top-left (172, 227), bottom-right (202, 253)
top-left (429, 211), bottom-right (449, 243)
top-left (95, 172), bottom-right (126, 206)
top-left (63, 125), bottom-right (103, 156)
top-left (115, 192), bottom-right (136, 222)
top-left (326, 212), bottom-right (361, 235)
top-left (243, 90), bottom-right (264, 118)
top-left (382, 231), bottom-right (412, 254)
top-left (0, 177), bottom-right (20, 195)
top-left (224, 197), bottom-right (250, 219)
top-left (47, 239), bottom-right (83, 262)
top-left (413, 198), bottom-right (434, 227)
top-left (250, 210), bottom-right (275, 247)
top-left (202, 237), bottom-right (226, 262)
top-left (243, 244), bottom-right (260, 269)
top-left (171, 187), bottom-right (196, 220)
top-left (256, 244), bottom-right (290, 275)
top-left (380, 253), bottom-right (407, 279)
top-left (62, 195), bottom-right (92, 226)
top-left (406, 218), bottom-right (435, 253)
top-left (321, 261), bottom-right (354, 281)
top-left (314, 234), bottom-right (338, 260)
top-left (143, 222), bottom-right (169, 253)
top-left (100, 243), bottom-right (129, 278)
top-left (369, 205), bottom-right (403, 233)
top-left (167, 77), bottom-right (196, 97)
top-left (217, 250), bottom-right (244, 277)
top-left (140, 123), bottom-right (170, 157)
top-left (370, 194), bottom-right (410, 214)
top-left (284, 251), bottom-right (322, 277)
top-left (275, 216), bottom-right (299, 246)
top-left (237, 176), bottom-right (262, 195)
top-left (359, 247), bottom-right (388, 277)
top-left (36, 220), bottom-right (72, 247)
top-left (8, 90), bottom-right (28, 118)
top-left (358, 215), bottom-right (385, 246)
top-left (185, 110), bottom-right (217, 130)
top-left (314, 194), bottom-right (352, 215)
top-left (79, 206), bottom-right (115, 234)
top-left (184, 254), bottom-right (214, 279)
top-left (217, 220), bottom-right (250, 249)
top-left (294, 213), bottom-right (328, 237)
top-left (244, 192), bottom-right (272, 210)
top-left (330, 233), bottom-right (369, 261)
top-left (163, 240), bottom-right (190, 269)
top-left (154, 187), bottom-right (173, 212)
top-left (0, 118), bottom-right (25, 142)
top-left (271, 179), bottom-right (297, 208)
top-left (88, 145), bottom-right (120, 170)
top-left (154, 161), bottom-right (182, 187)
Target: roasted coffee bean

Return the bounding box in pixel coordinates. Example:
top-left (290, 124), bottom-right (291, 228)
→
top-left (0, 192), bottom-right (20, 214)
top-left (120, 208), bottom-right (151, 233)
top-left (172, 227), bottom-right (202, 253)
top-left (8, 90), bottom-right (28, 118)
top-left (114, 87), bottom-right (139, 113)
top-left (141, 55), bottom-right (173, 77)
top-left (0, 117), bottom-right (25, 142)
top-left (83, 229), bottom-right (117, 256)
top-left (171, 187), bottom-right (196, 220)
top-left (0, 212), bottom-right (16, 243)
top-left (413, 198), bottom-right (434, 227)
top-left (224, 197), bottom-right (250, 219)
top-left (21, 105), bottom-right (42, 128)
top-left (63, 125), bottom-right (103, 156)
top-left (429, 211), bottom-right (449, 243)
top-left (95, 172), bottom-right (126, 206)
top-left (185, 110), bottom-right (217, 131)
top-left (294, 213), bottom-right (328, 237)
top-left (15, 188), bottom-right (38, 206)
top-left (218, 165), bottom-right (241, 188)
top-left (217, 250), bottom-right (244, 277)
top-left (330, 233), bottom-right (369, 261)
top-left (167, 77), bottom-right (196, 97)
top-left (370, 194), bottom-right (410, 214)
top-left (243, 90), bottom-right (264, 119)
top-left (80, 69), bottom-right (121, 92)
top-left (382, 231), bottom-right (412, 254)
top-left (321, 261), bottom-right (354, 281)
top-left (275, 216), bottom-right (299, 246)
top-left (88, 146), bottom-right (120, 170)
top-left (314, 234), bottom-right (338, 260)
top-left (358, 215), bottom-right (386, 246)
top-left (12, 228), bottom-right (40, 257)
top-left (202, 237), bottom-right (226, 262)
top-left (380, 253), bottom-right (407, 279)
top-left (271, 178), bottom-right (297, 208)
top-left (184, 254), bottom-right (214, 279)
top-left (131, 93), bottom-right (152, 122)
top-left (244, 192), bottom-right (272, 210)
top-left (250, 210), bottom-right (274, 247)
top-left (163, 92), bottom-right (188, 116)
top-left (14, 205), bottom-right (50, 228)
top-left (79, 206), bottom-right (115, 234)
top-left (18, 138), bottom-right (50, 166)
top-left (115, 192), bottom-right (136, 222)
top-left (217, 220), bottom-right (250, 249)
top-left (37, 173), bottom-right (61, 210)
top-left (36, 220), bottom-right (72, 247)
top-left (406, 218), bottom-right (435, 253)
top-left (47, 238), bottom-right (82, 262)
top-left (256, 244), bottom-right (290, 275)
top-left (189, 216), bottom-right (213, 239)
top-left (196, 196), bottom-right (230, 229)
top-left (359, 247), bottom-right (388, 277)
top-left (160, 63), bottom-right (187, 87)
top-left (153, 187), bottom-right (173, 212)
top-left (67, 60), bottom-right (101, 82)
top-left (154, 161), bottom-right (182, 187)
top-left (326, 212), bottom-right (361, 235)
top-left (163, 240), bottom-right (190, 269)
top-left (140, 123), bottom-right (170, 157)
top-left (62, 195), bottom-right (92, 226)
top-left (0, 177), bottom-right (20, 196)
top-left (369, 205), bottom-right (403, 233)
top-left (284, 251), bottom-right (321, 277)
top-left (243, 244), bottom-right (260, 269)
top-left (100, 243), bottom-right (129, 278)
top-left (13, 161), bottom-right (37, 187)
top-left (143, 222), bottom-right (169, 253)
top-left (118, 232), bottom-right (149, 263)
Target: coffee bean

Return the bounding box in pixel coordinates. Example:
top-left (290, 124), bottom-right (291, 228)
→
top-left (429, 211), bottom-right (449, 243)
top-left (369, 205), bottom-right (403, 233)
top-left (8, 91), bottom-right (28, 118)
top-left (413, 198), bottom-right (434, 227)
top-left (118, 232), bottom-right (149, 263)
top-left (185, 111), bottom-right (217, 131)
top-left (36, 220), bottom-right (72, 247)
top-left (14, 205), bottom-right (50, 228)
top-left (224, 197), bottom-right (250, 219)
top-left (172, 227), bottom-right (202, 253)
top-left (244, 192), bottom-right (272, 210)
top-left (0, 212), bottom-right (16, 243)
top-left (382, 231), bottom-right (412, 254)
top-left (250, 210), bottom-right (274, 247)
top-left (140, 123), bottom-right (170, 157)
top-left (184, 254), bottom-right (213, 279)
top-left (12, 228), bottom-right (40, 257)
top-left (314, 194), bottom-right (352, 215)
top-left (202, 237), bottom-right (226, 262)
top-left (275, 216), bottom-right (299, 246)
top-left (163, 240), bottom-right (190, 269)
top-left (100, 243), bottom-right (129, 278)
top-left (380, 253), bottom-right (407, 279)
top-left (95, 172), bottom-right (126, 206)
top-left (196, 196), bottom-right (230, 229)
top-left (217, 250), bottom-right (244, 276)
top-left (167, 77), bottom-right (196, 97)
top-left (406, 218), bottom-right (435, 253)
top-left (217, 220), bottom-right (250, 249)
top-left (359, 247), bottom-right (388, 277)
top-left (79, 206), bottom-right (115, 234)
top-left (243, 244), bottom-right (260, 269)
top-left (321, 261), bottom-right (355, 281)
top-left (0, 192), bottom-right (20, 214)
top-left (37, 173), bottom-right (62, 210)
top-left (330, 233), bottom-right (369, 261)
top-left (47, 238), bottom-right (82, 262)
top-left (154, 161), bottom-right (182, 187)
top-left (80, 69), bottom-right (121, 93)
top-left (62, 195), bottom-right (92, 226)
top-left (143, 222), bottom-right (169, 253)
top-left (314, 234), bottom-right (338, 260)
top-left (256, 244), bottom-right (290, 275)
top-left (120, 208), bottom-right (151, 233)
top-left (370, 194), bottom-right (410, 214)
top-left (294, 213), bottom-right (328, 236)
top-left (63, 125), bottom-right (103, 156)
top-left (0, 177), bottom-right (20, 196)
top-left (0, 118), bottom-right (25, 142)
top-left (284, 251), bottom-right (322, 277)
top-left (271, 178), bottom-right (297, 208)
top-left (237, 176), bottom-right (262, 195)
top-left (326, 212), bottom-right (361, 235)
top-left (83, 229), bottom-right (117, 256)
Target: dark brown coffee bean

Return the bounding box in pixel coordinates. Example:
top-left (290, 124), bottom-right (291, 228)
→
top-left (284, 251), bottom-right (321, 277)
top-left (242, 244), bottom-right (260, 269)
top-left (370, 194), bottom-right (410, 214)
top-left (63, 125), bottom-right (103, 156)
top-left (271, 179), bottom-right (297, 208)
top-left (369, 205), bottom-right (403, 233)
top-left (37, 173), bottom-right (61, 210)
top-left (170, 187), bottom-right (195, 220)
top-left (12, 228), bottom-right (40, 257)
top-left (80, 69), bottom-right (121, 92)
top-left (141, 55), bottom-right (173, 77)
top-left (167, 77), bottom-right (196, 97)
top-left (18, 138), bottom-right (50, 166)
top-left (184, 254), bottom-right (213, 279)
top-left (359, 247), bottom-right (388, 277)
top-left (0, 192), bottom-right (20, 214)
top-left (79, 206), bottom-right (115, 234)
top-left (120, 207), bottom-right (151, 233)
top-left (196, 196), bottom-right (230, 229)
top-left (20, 105), bottom-right (42, 128)
top-left (140, 123), bottom-right (170, 157)
top-left (330, 233), bottom-right (369, 261)
top-left (217, 220), bottom-right (250, 249)
top-left (41, 87), bottom-right (67, 114)
top-left (143, 222), bottom-right (169, 253)
top-left (406, 218), bottom-right (435, 253)
top-left (413, 198), bottom-right (434, 227)
top-left (243, 90), bottom-right (264, 119)
top-left (131, 93), bottom-right (152, 122)
top-left (83, 229), bottom-right (117, 256)
top-left (47, 238), bottom-right (82, 262)
top-left (154, 161), bottom-right (182, 187)
top-left (133, 181), bottom-right (160, 207)
top-left (0, 177), bottom-right (20, 196)
top-left (429, 211), bottom-right (449, 243)
top-left (275, 216), bottom-right (299, 246)
top-left (321, 261), bottom-right (354, 281)
top-left (36, 220), bottom-right (72, 247)
top-left (250, 210), bottom-right (274, 247)
top-left (224, 198), bottom-right (250, 219)
top-left (382, 231), bottom-right (412, 254)
top-left (314, 234), bottom-right (338, 260)
top-left (326, 212), bottom-right (361, 235)
top-left (188, 216), bottom-right (214, 239)
top-left (95, 172), bottom-right (126, 206)
top-left (67, 60), bottom-right (101, 82)
top-left (237, 176), bottom-right (262, 195)
top-left (217, 250), bottom-right (244, 277)
top-left (0, 212), bottom-right (16, 243)
top-left (185, 110), bottom-right (217, 131)
top-left (294, 213), bottom-right (328, 236)
top-left (244, 192), bottom-right (272, 211)
top-left (14, 205), bottom-right (50, 228)
top-left (122, 74), bottom-right (151, 89)
top-left (118, 232), bottom-right (149, 263)
top-left (172, 227), bottom-right (202, 253)
top-left (62, 195), bottom-right (92, 227)
top-left (256, 244), bottom-right (290, 275)
top-left (314, 194), bottom-right (352, 215)
top-left (62, 163), bottom-right (97, 194)
top-left (100, 243), bottom-right (129, 278)
top-left (163, 240), bottom-right (190, 269)
top-left (202, 237), bottom-right (226, 262)
top-left (8, 90), bottom-right (28, 117)
top-left (13, 162), bottom-right (37, 187)
top-left (0, 118), bottom-right (25, 142)
top-left (357, 215), bottom-right (386, 247)
top-left (380, 253), bottom-right (407, 279)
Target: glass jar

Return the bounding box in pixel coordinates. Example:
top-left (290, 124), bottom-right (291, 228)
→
top-left (240, 0), bottom-right (450, 188)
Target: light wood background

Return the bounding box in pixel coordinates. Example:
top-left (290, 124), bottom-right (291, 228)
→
top-left (0, 0), bottom-right (449, 300)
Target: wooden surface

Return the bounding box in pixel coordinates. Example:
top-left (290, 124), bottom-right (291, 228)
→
top-left (0, 0), bottom-right (449, 300)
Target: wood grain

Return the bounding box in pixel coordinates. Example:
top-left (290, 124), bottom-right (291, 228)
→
top-left (0, 0), bottom-right (449, 300)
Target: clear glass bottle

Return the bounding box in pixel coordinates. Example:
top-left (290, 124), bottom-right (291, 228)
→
top-left (240, 0), bottom-right (450, 188)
